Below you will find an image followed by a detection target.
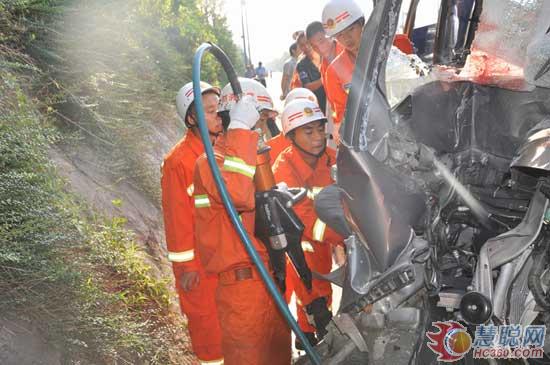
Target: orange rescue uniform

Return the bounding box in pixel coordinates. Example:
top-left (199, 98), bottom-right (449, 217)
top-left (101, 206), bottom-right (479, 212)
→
top-left (193, 129), bottom-right (291, 365)
top-left (273, 146), bottom-right (343, 332)
top-left (320, 41), bottom-right (345, 86)
top-left (324, 37), bottom-right (415, 143)
top-left (267, 134), bottom-right (291, 165)
top-left (161, 131), bottom-right (223, 364)
top-left (290, 69), bottom-right (302, 90)
top-left (320, 41), bottom-right (345, 137)
top-left (324, 49), bottom-right (355, 143)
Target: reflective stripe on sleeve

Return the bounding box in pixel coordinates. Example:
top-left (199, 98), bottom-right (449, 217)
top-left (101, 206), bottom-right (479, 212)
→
top-left (199, 358), bottom-right (224, 365)
top-left (186, 183), bottom-right (194, 197)
top-left (313, 218), bottom-right (327, 242)
top-left (168, 249), bottom-right (194, 262)
top-left (194, 194), bottom-right (211, 208)
top-left (223, 156), bottom-right (256, 178)
top-left (301, 241), bottom-right (315, 253)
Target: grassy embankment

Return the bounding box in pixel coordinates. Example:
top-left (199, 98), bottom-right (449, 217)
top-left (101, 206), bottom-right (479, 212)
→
top-left (1, 0), bottom-right (243, 362)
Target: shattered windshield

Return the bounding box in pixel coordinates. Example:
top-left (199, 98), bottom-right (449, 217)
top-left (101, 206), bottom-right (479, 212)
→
top-left (363, 0), bottom-right (550, 158)
top-left (442, 0), bottom-right (550, 90)
top-left (383, 0), bottom-right (550, 110)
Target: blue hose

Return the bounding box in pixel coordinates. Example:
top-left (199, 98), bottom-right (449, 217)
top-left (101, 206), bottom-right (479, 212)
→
top-left (192, 43), bottom-right (321, 365)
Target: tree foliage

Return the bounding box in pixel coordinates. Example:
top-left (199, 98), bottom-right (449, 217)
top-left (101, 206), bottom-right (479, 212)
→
top-left (0, 0), bottom-right (245, 362)
top-left (3, 0), bottom-right (244, 203)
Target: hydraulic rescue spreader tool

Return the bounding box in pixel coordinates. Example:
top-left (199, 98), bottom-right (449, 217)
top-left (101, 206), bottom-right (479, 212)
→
top-left (254, 136), bottom-right (313, 292)
top-left (192, 42), bottom-right (321, 364)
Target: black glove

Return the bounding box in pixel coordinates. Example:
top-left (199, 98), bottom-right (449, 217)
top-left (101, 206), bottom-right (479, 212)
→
top-left (306, 297), bottom-right (332, 340)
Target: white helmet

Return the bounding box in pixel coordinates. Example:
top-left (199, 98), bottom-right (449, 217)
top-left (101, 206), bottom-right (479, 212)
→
top-left (284, 88), bottom-right (318, 107)
top-left (220, 77), bottom-right (276, 113)
top-left (176, 81), bottom-right (220, 121)
top-left (282, 99), bottom-right (326, 135)
top-left (322, 0), bottom-right (364, 37)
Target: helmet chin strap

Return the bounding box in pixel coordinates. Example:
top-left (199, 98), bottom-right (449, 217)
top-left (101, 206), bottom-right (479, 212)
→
top-left (191, 125), bottom-right (222, 139)
top-left (190, 121), bottom-right (222, 137)
top-left (292, 139), bottom-right (327, 159)
top-left (189, 115), bottom-right (222, 137)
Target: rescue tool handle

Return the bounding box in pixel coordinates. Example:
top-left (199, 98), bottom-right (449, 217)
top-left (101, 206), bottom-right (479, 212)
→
top-left (288, 187), bottom-right (307, 206)
top-left (192, 42), bottom-right (321, 365)
top-left (274, 185), bottom-right (307, 207)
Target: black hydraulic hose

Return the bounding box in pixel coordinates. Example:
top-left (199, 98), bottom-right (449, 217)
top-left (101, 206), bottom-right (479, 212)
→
top-left (206, 44), bottom-right (242, 96)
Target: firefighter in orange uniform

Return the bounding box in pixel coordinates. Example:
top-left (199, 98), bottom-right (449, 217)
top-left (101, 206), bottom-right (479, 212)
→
top-left (322, 0), bottom-right (366, 143)
top-left (267, 88), bottom-right (318, 165)
top-left (306, 20), bottom-right (344, 86)
top-left (305, 20), bottom-right (344, 134)
top-left (272, 99), bottom-right (343, 348)
top-left (161, 82), bottom-right (224, 364)
top-left (322, 0), bottom-right (413, 143)
top-left (220, 78), bottom-right (280, 142)
top-left (193, 96), bottom-right (291, 365)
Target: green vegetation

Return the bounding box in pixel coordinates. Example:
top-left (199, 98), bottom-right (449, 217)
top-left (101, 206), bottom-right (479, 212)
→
top-left (1, 0), bottom-right (244, 362)
top-left (0, 71), bottom-right (188, 363)
top-left (3, 0), bottom-right (243, 203)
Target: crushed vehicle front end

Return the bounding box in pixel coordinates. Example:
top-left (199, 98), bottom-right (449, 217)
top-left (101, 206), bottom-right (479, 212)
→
top-left (301, 0), bottom-right (550, 363)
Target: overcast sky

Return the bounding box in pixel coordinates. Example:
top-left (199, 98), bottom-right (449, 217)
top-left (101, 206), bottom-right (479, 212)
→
top-left (222, 0), bottom-right (373, 65)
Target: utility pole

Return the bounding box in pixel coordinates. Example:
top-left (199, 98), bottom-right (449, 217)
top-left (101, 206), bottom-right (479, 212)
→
top-left (244, 0), bottom-right (252, 66)
top-left (240, 0), bottom-right (248, 66)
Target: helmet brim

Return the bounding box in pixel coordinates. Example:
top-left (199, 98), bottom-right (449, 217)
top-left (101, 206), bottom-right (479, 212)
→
top-left (201, 85), bottom-right (221, 96)
top-left (260, 106), bottom-right (279, 115)
top-left (284, 117), bottom-right (328, 136)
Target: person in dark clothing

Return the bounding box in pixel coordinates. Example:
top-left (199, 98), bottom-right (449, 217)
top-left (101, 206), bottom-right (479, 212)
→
top-left (295, 32), bottom-right (327, 114)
